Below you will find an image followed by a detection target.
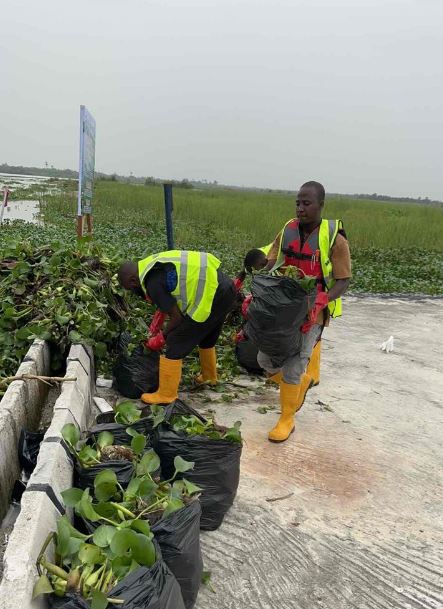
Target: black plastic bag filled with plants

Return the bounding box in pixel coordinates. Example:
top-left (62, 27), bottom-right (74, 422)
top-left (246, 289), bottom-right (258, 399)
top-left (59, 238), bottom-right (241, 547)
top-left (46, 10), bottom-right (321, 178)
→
top-left (235, 334), bottom-right (263, 374)
top-left (18, 429), bottom-right (45, 475)
top-left (62, 422), bottom-right (139, 493)
top-left (245, 274), bottom-right (316, 368)
top-left (80, 500), bottom-right (203, 609)
top-left (48, 563), bottom-right (185, 609)
top-left (74, 460), bottom-right (134, 495)
top-left (88, 401), bottom-right (156, 446)
top-left (155, 400), bottom-right (242, 531)
top-left (113, 332), bottom-right (160, 399)
top-left (151, 500), bottom-right (203, 609)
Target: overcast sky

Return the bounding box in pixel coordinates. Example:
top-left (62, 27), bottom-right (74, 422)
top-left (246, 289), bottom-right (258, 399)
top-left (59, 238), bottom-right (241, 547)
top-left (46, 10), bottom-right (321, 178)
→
top-left (1, 0), bottom-right (442, 198)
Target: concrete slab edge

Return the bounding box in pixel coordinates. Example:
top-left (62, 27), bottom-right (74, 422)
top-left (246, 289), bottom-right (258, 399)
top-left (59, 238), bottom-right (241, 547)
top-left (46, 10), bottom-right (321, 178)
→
top-left (0, 343), bottom-right (94, 609)
top-left (0, 340), bottom-right (50, 519)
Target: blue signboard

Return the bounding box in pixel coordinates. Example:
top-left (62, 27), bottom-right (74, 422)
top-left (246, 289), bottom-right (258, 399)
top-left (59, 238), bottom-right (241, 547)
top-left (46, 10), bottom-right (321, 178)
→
top-left (77, 105), bottom-right (96, 216)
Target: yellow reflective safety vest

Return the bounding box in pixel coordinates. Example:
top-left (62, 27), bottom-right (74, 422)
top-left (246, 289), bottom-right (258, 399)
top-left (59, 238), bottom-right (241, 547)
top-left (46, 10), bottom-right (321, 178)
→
top-left (274, 218), bottom-right (344, 318)
top-left (259, 243), bottom-right (273, 256)
top-left (138, 250), bottom-right (221, 323)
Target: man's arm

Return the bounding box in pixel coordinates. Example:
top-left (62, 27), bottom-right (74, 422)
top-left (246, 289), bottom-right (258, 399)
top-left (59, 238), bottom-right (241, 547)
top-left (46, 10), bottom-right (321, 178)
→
top-left (327, 278), bottom-right (350, 302)
top-left (329, 233), bottom-right (352, 301)
top-left (163, 304), bottom-right (183, 336)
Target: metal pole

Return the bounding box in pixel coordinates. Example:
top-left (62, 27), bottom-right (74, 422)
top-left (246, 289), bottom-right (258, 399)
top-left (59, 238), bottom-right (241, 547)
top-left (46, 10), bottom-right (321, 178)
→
top-left (163, 183), bottom-right (174, 250)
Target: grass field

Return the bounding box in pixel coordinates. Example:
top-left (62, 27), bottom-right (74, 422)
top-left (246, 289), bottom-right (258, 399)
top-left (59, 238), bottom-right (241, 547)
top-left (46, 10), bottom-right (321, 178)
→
top-left (3, 180), bottom-right (443, 295)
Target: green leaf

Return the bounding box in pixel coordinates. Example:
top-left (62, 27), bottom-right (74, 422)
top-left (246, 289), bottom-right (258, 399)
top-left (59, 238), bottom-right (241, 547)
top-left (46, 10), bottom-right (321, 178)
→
top-left (61, 487), bottom-right (83, 508)
top-left (131, 533), bottom-right (156, 567)
top-left (163, 497), bottom-right (185, 518)
top-left (91, 589), bottom-right (108, 609)
top-left (68, 330), bottom-right (82, 343)
top-left (130, 433), bottom-right (146, 456)
top-left (114, 401), bottom-right (141, 425)
top-left (223, 420), bottom-right (242, 443)
top-left (32, 574), bottom-right (54, 599)
top-left (56, 314), bottom-right (70, 325)
top-left (138, 478), bottom-right (158, 497)
top-left (56, 516), bottom-right (88, 558)
top-left (93, 525), bottom-right (117, 548)
top-left (97, 431), bottom-right (114, 449)
top-left (61, 423), bottom-right (80, 448)
top-left (130, 519), bottom-right (152, 537)
top-left (78, 489), bottom-right (102, 522)
top-left (173, 455), bottom-right (194, 474)
top-left (124, 478), bottom-right (141, 499)
top-left (136, 449), bottom-right (160, 476)
top-left (94, 469), bottom-right (118, 502)
top-left (150, 404), bottom-right (166, 428)
top-left (110, 528), bottom-right (139, 557)
top-left (78, 444), bottom-right (100, 467)
top-left (201, 570), bottom-right (216, 593)
top-left (183, 479), bottom-right (202, 495)
top-left (78, 543), bottom-right (104, 565)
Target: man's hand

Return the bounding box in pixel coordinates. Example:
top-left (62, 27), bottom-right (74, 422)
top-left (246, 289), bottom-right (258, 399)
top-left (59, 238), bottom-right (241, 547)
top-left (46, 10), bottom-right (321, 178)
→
top-left (145, 332), bottom-right (166, 351)
top-left (301, 291), bottom-right (329, 333)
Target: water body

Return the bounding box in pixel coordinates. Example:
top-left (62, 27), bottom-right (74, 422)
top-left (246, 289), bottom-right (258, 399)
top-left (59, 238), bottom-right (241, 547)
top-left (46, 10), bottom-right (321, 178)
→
top-left (1, 200), bottom-right (42, 225)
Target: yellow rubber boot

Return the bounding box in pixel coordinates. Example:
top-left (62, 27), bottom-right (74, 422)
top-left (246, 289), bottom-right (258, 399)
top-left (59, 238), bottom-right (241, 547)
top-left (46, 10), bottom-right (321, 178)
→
top-left (294, 373), bottom-right (314, 414)
top-left (195, 347), bottom-right (217, 385)
top-left (268, 381), bottom-right (300, 443)
top-left (265, 371), bottom-right (283, 386)
top-left (306, 341), bottom-right (321, 387)
top-left (141, 356), bottom-right (182, 404)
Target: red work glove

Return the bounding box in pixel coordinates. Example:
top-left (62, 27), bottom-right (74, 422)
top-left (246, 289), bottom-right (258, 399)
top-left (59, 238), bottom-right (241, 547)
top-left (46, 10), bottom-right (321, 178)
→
top-left (235, 330), bottom-right (246, 343)
top-left (241, 294), bottom-right (253, 319)
top-left (301, 292), bottom-right (329, 334)
top-left (149, 310), bottom-right (166, 336)
top-left (145, 331), bottom-right (166, 351)
top-left (233, 277), bottom-right (244, 292)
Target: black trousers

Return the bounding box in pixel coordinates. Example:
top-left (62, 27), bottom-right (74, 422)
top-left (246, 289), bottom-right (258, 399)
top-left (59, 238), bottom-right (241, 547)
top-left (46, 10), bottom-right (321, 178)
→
top-left (166, 272), bottom-right (236, 360)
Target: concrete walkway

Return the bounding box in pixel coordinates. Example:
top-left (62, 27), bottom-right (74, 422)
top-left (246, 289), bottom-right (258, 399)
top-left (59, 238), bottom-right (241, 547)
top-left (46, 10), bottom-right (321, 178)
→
top-left (193, 296), bottom-right (443, 609)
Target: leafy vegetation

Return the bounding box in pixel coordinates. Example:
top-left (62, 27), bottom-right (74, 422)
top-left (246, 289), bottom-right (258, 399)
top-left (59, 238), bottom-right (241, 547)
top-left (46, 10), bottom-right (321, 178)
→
top-left (33, 514), bottom-right (156, 607)
top-left (61, 423), bottom-right (146, 468)
top-left (165, 413), bottom-right (243, 443)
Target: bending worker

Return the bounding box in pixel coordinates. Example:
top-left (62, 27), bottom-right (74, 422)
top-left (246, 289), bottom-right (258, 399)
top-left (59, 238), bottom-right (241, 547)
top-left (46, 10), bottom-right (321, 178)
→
top-left (260, 180), bottom-right (351, 443)
top-left (118, 250), bottom-right (236, 404)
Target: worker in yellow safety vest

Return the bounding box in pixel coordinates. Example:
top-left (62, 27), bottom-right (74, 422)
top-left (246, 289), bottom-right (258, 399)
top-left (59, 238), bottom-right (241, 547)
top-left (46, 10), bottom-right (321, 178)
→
top-left (118, 251), bottom-right (236, 404)
top-left (256, 180), bottom-right (352, 442)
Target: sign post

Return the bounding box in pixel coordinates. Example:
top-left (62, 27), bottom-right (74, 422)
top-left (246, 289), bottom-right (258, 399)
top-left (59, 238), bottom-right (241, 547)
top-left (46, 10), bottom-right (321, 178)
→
top-left (77, 105), bottom-right (96, 238)
top-left (0, 187), bottom-right (10, 226)
top-left (163, 183), bottom-right (174, 249)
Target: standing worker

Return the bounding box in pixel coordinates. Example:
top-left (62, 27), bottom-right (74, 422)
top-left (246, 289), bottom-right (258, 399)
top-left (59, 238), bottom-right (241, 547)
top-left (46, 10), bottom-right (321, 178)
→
top-left (258, 181), bottom-right (351, 442)
top-left (118, 250), bottom-right (236, 404)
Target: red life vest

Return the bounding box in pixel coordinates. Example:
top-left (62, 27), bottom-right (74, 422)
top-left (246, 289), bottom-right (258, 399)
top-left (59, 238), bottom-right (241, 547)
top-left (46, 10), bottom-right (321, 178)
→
top-left (281, 219), bottom-right (323, 283)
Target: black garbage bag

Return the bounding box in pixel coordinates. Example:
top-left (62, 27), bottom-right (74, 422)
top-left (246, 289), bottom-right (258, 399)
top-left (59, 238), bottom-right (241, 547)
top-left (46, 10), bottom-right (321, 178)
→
top-left (49, 562), bottom-right (185, 609)
top-left (245, 274), bottom-right (316, 368)
top-left (155, 400), bottom-right (242, 531)
top-left (80, 500), bottom-right (202, 609)
top-left (74, 460), bottom-right (134, 493)
top-left (235, 335), bottom-right (263, 374)
top-left (152, 500), bottom-right (203, 609)
top-left (113, 332), bottom-right (159, 399)
top-left (88, 406), bottom-right (155, 446)
top-left (18, 429), bottom-right (45, 474)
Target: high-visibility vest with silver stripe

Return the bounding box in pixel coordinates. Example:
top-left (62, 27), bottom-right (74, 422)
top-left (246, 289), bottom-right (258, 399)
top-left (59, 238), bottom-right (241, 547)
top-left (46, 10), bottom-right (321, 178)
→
top-left (274, 218), bottom-right (344, 318)
top-left (138, 250), bottom-right (221, 323)
top-left (259, 243), bottom-right (273, 256)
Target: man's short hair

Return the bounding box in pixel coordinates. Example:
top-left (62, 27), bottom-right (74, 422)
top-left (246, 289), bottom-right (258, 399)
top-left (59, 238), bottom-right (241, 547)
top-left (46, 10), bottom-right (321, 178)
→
top-left (301, 180), bottom-right (325, 203)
